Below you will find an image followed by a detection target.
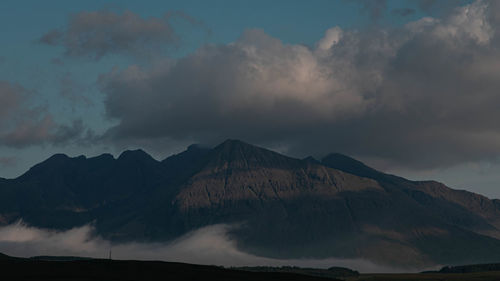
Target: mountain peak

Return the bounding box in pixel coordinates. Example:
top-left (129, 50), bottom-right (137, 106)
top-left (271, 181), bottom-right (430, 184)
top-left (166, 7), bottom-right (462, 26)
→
top-left (18, 153), bottom-right (86, 180)
top-left (118, 149), bottom-right (155, 162)
top-left (217, 138), bottom-right (250, 147)
top-left (209, 139), bottom-right (299, 169)
top-left (34, 153), bottom-right (88, 169)
top-left (303, 156), bottom-right (319, 164)
top-left (212, 139), bottom-right (265, 158)
top-left (89, 153), bottom-right (114, 161)
top-left (48, 153), bottom-right (70, 160)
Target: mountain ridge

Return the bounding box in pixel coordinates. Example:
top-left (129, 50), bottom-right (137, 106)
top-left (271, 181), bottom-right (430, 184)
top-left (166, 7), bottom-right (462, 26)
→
top-left (1, 139), bottom-right (500, 267)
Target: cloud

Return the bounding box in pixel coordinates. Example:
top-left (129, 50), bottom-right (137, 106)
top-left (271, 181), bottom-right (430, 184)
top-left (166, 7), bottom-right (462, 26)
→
top-left (317, 27), bottom-right (343, 50)
top-left (0, 221), bottom-right (407, 273)
top-left (99, 28), bottom-right (376, 141)
top-left (0, 81), bottom-right (87, 148)
top-left (39, 10), bottom-right (180, 60)
top-left (96, 0), bottom-right (500, 170)
top-left (96, 1), bottom-right (500, 168)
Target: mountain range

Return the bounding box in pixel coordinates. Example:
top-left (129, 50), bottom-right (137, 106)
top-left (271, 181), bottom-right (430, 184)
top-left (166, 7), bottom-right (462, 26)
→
top-left (1, 139), bottom-right (500, 268)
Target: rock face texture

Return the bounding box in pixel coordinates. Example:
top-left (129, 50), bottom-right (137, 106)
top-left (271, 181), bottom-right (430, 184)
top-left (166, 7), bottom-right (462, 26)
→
top-left (1, 139), bottom-right (500, 267)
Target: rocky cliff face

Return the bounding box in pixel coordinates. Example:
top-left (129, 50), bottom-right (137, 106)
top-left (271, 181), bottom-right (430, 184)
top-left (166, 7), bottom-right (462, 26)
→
top-left (175, 140), bottom-right (382, 210)
top-left (1, 139), bottom-right (500, 267)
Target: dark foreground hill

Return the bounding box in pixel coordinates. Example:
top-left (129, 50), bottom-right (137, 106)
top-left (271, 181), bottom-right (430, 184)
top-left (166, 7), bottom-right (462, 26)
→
top-left (0, 253), bottom-right (338, 281)
top-left (1, 139), bottom-right (500, 267)
top-left (2, 253), bottom-right (500, 281)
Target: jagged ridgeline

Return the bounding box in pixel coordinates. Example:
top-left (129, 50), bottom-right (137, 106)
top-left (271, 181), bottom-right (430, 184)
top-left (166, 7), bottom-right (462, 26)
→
top-left (1, 139), bottom-right (500, 267)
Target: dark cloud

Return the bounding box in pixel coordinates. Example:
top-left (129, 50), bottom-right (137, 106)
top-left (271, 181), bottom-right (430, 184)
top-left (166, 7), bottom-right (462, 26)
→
top-left (0, 81), bottom-right (87, 148)
top-left (391, 8), bottom-right (416, 17)
top-left (39, 10), bottom-right (180, 60)
top-left (97, 0), bottom-right (500, 170)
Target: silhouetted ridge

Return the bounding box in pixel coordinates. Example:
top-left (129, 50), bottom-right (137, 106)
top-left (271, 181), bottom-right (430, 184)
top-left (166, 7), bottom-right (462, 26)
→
top-left (187, 143), bottom-right (206, 151)
top-left (161, 144), bottom-right (212, 184)
top-left (162, 144), bottom-right (211, 165)
top-left (89, 153), bottom-right (114, 161)
top-left (303, 156), bottom-right (319, 164)
top-left (18, 153), bottom-right (86, 180)
top-left (321, 153), bottom-right (383, 179)
top-left (118, 149), bottom-right (157, 164)
top-left (320, 153), bottom-right (408, 186)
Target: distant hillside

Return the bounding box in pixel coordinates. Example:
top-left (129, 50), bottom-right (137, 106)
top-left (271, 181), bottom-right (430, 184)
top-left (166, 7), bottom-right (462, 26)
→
top-left (439, 263), bottom-right (500, 273)
top-left (1, 139), bottom-right (500, 267)
top-left (235, 266), bottom-right (359, 279)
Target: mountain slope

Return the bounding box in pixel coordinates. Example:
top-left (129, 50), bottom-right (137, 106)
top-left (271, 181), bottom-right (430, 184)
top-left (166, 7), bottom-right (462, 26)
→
top-left (322, 153), bottom-right (500, 236)
top-left (1, 140), bottom-right (500, 267)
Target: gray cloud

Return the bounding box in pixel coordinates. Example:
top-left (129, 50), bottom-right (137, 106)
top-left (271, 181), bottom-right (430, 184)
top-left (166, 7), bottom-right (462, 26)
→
top-left (98, 0), bottom-right (500, 169)
top-left (39, 10), bottom-right (180, 60)
top-left (0, 81), bottom-right (87, 148)
top-left (0, 222), bottom-right (407, 273)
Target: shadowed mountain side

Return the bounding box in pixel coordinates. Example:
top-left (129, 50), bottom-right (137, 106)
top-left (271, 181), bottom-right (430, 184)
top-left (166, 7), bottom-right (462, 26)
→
top-left (322, 153), bottom-right (500, 235)
top-left (1, 139), bottom-right (500, 267)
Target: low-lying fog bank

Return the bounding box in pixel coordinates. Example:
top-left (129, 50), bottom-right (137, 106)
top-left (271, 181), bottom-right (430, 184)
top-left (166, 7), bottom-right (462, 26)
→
top-left (0, 221), bottom-right (418, 273)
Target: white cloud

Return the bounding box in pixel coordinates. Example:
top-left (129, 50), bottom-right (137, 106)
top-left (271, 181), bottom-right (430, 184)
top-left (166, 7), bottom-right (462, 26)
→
top-left (317, 27), bottom-right (343, 50)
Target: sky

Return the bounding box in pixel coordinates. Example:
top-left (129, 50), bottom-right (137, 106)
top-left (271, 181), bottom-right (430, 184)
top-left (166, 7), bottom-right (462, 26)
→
top-left (1, 0), bottom-right (500, 198)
